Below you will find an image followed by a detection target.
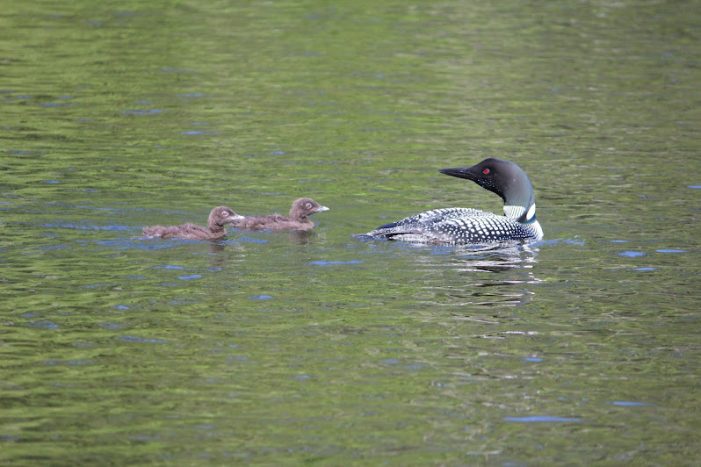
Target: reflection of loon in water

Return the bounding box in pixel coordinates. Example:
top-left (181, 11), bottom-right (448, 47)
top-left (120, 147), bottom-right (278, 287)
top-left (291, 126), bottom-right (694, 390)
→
top-left (407, 243), bottom-right (542, 308)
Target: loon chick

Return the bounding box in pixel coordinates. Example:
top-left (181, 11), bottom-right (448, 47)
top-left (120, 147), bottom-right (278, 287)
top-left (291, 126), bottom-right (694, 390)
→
top-left (362, 158), bottom-right (543, 245)
top-left (143, 206), bottom-right (244, 240)
top-left (233, 197), bottom-right (329, 231)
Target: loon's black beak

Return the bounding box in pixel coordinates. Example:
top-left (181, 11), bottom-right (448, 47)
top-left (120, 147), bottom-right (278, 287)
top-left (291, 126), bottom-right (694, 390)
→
top-left (440, 167), bottom-right (478, 181)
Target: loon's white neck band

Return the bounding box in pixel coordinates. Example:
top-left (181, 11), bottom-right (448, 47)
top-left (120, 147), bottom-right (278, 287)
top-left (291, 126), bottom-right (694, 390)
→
top-left (504, 204), bottom-right (536, 222)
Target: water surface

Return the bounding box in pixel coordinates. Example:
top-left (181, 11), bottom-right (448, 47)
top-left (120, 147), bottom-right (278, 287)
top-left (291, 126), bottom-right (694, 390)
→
top-left (1, 0), bottom-right (700, 464)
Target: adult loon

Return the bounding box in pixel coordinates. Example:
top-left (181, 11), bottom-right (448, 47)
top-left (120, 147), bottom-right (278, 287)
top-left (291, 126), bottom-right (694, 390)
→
top-left (361, 158), bottom-right (543, 245)
top-left (143, 206), bottom-right (244, 240)
top-left (232, 198), bottom-right (329, 231)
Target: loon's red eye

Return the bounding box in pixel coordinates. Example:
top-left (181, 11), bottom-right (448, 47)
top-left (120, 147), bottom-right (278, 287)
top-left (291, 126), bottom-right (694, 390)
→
top-left (482, 168), bottom-right (490, 175)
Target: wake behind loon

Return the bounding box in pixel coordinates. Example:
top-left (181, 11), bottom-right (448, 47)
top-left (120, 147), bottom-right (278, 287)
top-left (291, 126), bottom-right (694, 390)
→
top-left (360, 158), bottom-right (543, 245)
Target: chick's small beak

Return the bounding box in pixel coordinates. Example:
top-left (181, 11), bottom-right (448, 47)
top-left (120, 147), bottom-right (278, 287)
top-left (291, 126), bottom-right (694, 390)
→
top-left (315, 205), bottom-right (330, 213)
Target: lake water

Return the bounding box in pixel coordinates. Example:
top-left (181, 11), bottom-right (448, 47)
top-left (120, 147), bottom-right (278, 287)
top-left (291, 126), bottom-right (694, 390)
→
top-left (2, 1), bottom-right (700, 464)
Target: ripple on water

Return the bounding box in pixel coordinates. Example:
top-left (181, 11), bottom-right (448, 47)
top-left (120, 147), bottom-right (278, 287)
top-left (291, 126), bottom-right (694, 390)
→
top-left (656, 249), bottom-right (687, 254)
top-left (504, 416), bottom-right (581, 423)
top-left (618, 251), bottom-right (646, 258)
top-left (178, 274), bottom-right (202, 281)
top-left (633, 267), bottom-right (656, 272)
top-left (611, 401), bottom-right (652, 407)
top-left (119, 335), bottom-right (167, 344)
top-left (28, 320), bottom-right (60, 330)
top-left (122, 108), bottom-right (162, 116)
top-left (43, 223), bottom-right (133, 231)
top-left (250, 294), bottom-right (273, 301)
top-left (237, 236), bottom-right (269, 244)
top-left (308, 259), bottom-right (363, 266)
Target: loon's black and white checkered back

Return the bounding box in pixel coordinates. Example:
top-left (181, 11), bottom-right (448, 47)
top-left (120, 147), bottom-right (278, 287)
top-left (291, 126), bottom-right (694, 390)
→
top-left (366, 208), bottom-right (541, 245)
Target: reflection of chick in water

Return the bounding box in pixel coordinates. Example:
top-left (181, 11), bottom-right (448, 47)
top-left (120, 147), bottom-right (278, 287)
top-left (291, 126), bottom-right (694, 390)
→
top-left (232, 198), bottom-right (329, 231)
top-left (143, 206), bottom-right (243, 240)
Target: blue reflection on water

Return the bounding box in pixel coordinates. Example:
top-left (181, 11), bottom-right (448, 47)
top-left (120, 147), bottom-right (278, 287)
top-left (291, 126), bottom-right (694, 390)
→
top-left (619, 251), bottom-right (646, 258)
top-left (250, 294), bottom-right (273, 301)
top-left (611, 401), bottom-right (652, 407)
top-left (504, 416), bottom-right (581, 423)
top-left (178, 274), bottom-right (202, 281)
top-left (28, 320), bottom-right (60, 330)
top-left (122, 108), bottom-right (162, 116)
top-left (43, 223), bottom-right (133, 231)
top-left (308, 259), bottom-right (363, 266)
top-left (119, 335), bottom-right (167, 344)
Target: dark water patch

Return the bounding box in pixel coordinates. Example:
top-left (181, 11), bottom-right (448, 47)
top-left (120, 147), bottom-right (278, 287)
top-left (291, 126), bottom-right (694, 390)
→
top-left (125, 274), bottom-right (145, 280)
top-left (160, 66), bottom-right (195, 74)
top-left (611, 401), bottom-right (652, 407)
top-left (618, 251), bottom-right (646, 258)
top-left (271, 150), bottom-right (286, 156)
top-left (40, 102), bottom-right (70, 108)
top-left (27, 320), bottom-right (59, 330)
top-left (100, 322), bottom-right (126, 330)
top-left (504, 416), bottom-right (581, 423)
top-left (8, 149), bottom-right (38, 156)
top-left (39, 243), bottom-right (70, 251)
top-left (308, 259), bottom-right (363, 266)
top-left (43, 179), bottom-right (61, 184)
top-left (119, 335), bottom-right (167, 344)
top-left (44, 358), bottom-right (94, 367)
top-left (122, 108), bottom-right (163, 116)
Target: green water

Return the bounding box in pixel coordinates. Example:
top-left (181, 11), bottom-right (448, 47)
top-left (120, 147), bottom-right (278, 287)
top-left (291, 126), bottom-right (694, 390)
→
top-left (2, 1), bottom-right (700, 464)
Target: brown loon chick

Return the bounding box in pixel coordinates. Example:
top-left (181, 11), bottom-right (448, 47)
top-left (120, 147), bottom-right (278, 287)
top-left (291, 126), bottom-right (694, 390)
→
top-left (143, 206), bottom-right (244, 240)
top-left (233, 197), bottom-right (329, 231)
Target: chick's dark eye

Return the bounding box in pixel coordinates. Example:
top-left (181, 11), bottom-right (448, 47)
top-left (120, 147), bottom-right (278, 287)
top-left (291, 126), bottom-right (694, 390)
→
top-left (305, 203), bottom-right (312, 209)
top-left (482, 168), bottom-right (490, 175)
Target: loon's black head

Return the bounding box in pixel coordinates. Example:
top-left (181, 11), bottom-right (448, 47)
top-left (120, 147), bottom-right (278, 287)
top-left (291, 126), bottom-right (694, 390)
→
top-left (440, 158), bottom-right (536, 222)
